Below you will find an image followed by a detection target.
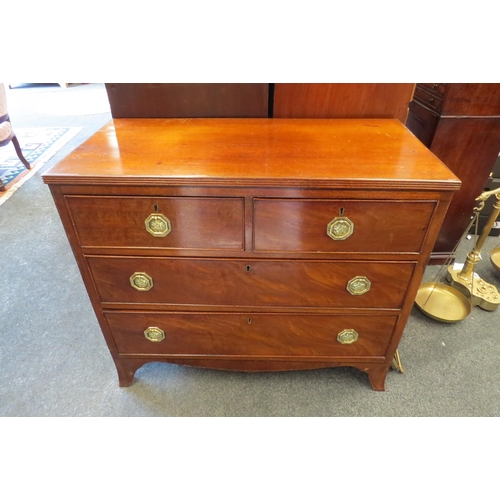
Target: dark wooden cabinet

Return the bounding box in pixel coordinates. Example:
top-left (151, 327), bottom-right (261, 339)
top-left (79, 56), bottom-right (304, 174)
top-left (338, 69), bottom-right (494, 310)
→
top-left (406, 83), bottom-right (500, 262)
top-left (43, 118), bottom-right (459, 391)
top-left (105, 83), bottom-right (269, 118)
top-left (273, 84), bottom-right (415, 122)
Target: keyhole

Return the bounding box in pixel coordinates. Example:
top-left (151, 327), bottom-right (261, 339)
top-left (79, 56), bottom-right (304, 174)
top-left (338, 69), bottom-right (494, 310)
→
top-left (248, 318), bottom-right (252, 324)
top-left (339, 207), bottom-right (345, 216)
top-left (153, 204), bottom-right (158, 212)
top-left (246, 265), bottom-right (251, 272)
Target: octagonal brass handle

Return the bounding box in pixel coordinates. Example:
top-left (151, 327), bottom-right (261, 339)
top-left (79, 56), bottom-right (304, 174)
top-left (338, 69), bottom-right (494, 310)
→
top-left (337, 329), bottom-right (359, 345)
top-left (145, 213), bottom-right (171, 237)
top-left (130, 272), bottom-right (154, 291)
top-left (327, 216), bottom-right (354, 240)
top-left (347, 276), bottom-right (371, 295)
top-left (144, 326), bottom-right (165, 342)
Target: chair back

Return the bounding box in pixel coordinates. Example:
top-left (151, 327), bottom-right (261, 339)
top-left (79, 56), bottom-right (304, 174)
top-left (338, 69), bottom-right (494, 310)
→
top-left (0, 83), bottom-right (8, 118)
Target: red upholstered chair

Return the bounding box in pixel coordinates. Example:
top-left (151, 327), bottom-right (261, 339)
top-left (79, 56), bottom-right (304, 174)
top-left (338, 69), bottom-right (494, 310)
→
top-left (0, 83), bottom-right (31, 191)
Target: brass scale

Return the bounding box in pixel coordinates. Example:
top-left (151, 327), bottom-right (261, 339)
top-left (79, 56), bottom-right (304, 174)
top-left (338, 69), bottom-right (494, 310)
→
top-left (391, 185), bottom-right (500, 373)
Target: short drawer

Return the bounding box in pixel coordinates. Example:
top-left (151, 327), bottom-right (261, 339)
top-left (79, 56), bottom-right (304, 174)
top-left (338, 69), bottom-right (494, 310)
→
top-left (418, 83), bottom-right (448, 97)
top-left (253, 199), bottom-right (435, 253)
top-left (413, 86), bottom-right (444, 113)
top-left (105, 311), bottom-right (399, 357)
top-left (88, 257), bottom-right (415, 309)
top-left (65, 195), bottom-right (245, 250)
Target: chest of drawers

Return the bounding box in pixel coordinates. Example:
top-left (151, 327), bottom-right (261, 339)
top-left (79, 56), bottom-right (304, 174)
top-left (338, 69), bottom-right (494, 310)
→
top-left (43, 118), bottom-right (460, 390)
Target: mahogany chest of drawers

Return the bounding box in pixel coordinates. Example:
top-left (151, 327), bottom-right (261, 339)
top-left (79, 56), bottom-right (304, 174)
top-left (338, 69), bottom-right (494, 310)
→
top-left (43, 118), bottom-right (460, 390)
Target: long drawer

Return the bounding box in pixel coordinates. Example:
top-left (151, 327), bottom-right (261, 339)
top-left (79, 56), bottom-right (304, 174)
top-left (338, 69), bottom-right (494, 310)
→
top-left (105, 311), bottom-right (399, 357)
top-left (65, 195), bottom-right (245, 250)
top-left (88, 257), bottom-right (415, 309)
top-left (253, 199), bottom-right (436, 253)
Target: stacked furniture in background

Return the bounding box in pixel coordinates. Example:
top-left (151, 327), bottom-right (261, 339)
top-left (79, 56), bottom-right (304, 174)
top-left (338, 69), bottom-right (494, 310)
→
top-left (405, 84), bottom-right (500, 262)
top-left (104, 84), bottom-right (270, 118)
top-left (104, 83), bottom-right (416, 122)
top-left (272, 83), bottom-right (415, 123)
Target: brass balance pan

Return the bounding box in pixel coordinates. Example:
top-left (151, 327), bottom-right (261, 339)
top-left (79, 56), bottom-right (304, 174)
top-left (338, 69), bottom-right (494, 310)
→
top-left (415, 282), bottom-right (471, 323)
top-left (491, 247), bottom-right (500, 273)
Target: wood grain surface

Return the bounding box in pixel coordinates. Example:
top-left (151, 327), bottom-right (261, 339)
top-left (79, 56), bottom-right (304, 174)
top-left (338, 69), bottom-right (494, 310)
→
top-left (105, 311), bottom-right (399, 357)
top-left (273, 84), bottom-right (415, 123)
top-left (87, 256), bottom-right (415, 309)
top-left (43, 119), bottom-right (460, 190)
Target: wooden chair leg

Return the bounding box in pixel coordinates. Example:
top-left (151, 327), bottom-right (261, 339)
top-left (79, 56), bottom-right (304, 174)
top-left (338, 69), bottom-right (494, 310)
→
top-left (11, 135), bottom-right (31, 170)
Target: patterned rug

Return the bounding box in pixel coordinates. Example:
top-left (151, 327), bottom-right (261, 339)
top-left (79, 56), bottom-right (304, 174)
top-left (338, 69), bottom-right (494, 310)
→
top-left (0, 127), bottom-right (81, 206)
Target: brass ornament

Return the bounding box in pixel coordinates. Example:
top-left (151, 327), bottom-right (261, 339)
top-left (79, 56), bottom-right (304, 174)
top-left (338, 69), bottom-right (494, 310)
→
top-left (391, 349), bottom-right (405, 373)
top-left (145, 213), bottom-right (171, 237)
top-left (445, 188), bottom-right (500, 312)
top-left (327, 216), bottom-right (354, 241)
top-left (416, 187), bottom-right (500, 322)
top-left (415, 282), bottom-right (471, 323)
top-left (347, 276), bottom-right (371, 295)
top-left (144, 326), bottom-right (165, 342)
top-left (491, 246), bottom-right (500, 274)
top-left (337, 329), bottom-right (359, 345)
top-left (129, 272), bottom-right (154, 291)
top-left (446, 268), bottom-right (500, 311)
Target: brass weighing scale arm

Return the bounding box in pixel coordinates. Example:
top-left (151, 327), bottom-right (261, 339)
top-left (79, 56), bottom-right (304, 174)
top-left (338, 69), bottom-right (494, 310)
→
top-left (446, 186), bottom-right (500, 311)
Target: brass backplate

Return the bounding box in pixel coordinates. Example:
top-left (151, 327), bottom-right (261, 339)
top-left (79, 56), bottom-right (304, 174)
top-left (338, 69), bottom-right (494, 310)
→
top-left (130, 272), bottom-right (154, 291)
top-left (144, 326), bottom-right (165, 342)
top-left (337, 329), bottom-right (359, 345)
top-left (347, 276), bottom-right (371, 295)
top-left (327, 216), bottom-right (354, 240)
top-left (145, 213), bottom-right (171, 237)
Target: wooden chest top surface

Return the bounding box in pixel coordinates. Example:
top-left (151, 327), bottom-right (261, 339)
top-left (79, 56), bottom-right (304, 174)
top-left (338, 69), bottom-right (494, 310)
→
top-left (43, 118), bottom-right (460, 190)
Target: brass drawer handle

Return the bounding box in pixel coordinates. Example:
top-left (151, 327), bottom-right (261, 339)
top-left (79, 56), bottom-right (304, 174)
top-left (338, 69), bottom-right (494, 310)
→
top-left (347, 276), bottom-right (371, 295)
top-left (145, 213), bottom-right (171, 237)
top-left (144, 326), bottom-right (165, 342)
top-left (130, 272), bottom-right (154, 291)
top-left (337, 329), bottom-right (359, 345)
top-left (327, 216), bottom-right (354, 240)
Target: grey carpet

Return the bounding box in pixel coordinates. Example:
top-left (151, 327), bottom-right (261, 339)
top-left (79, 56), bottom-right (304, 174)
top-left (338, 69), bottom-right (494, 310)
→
top-left (1, 84), bottom-right (499, 416)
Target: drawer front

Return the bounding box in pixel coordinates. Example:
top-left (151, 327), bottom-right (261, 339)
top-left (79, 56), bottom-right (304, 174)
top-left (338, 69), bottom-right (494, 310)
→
top-left (88, 257), bottom-right (415, 309)
top-left (418, 83), bottom-right (448, 97)
top-left (406, 101), bottom-right (440, 147)
top-left (65, 195), bottom-right (245, 250)
top-left (413, 86), bottom-right (444, 113)
top-left (253, 199), bottom-right (435, 253)
top-left (105, 311), bottom-right (399, 357)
